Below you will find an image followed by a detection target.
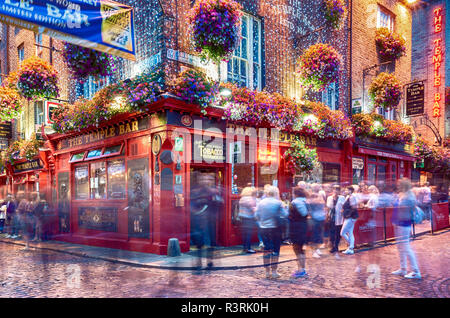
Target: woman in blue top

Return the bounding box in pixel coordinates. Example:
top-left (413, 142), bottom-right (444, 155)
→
top-left (391, 178), bottom-right (421, 279)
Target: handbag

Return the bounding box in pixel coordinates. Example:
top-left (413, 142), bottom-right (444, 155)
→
top-left (413, 206), bottom-right (425, 224)
top-left (342, 197), bottom-right (352, 219)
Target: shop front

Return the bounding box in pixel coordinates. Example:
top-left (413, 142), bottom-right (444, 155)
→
top-left (351, 137), bottom-right (415, 187)
top-left (45, 98), bottom-right (351, 254)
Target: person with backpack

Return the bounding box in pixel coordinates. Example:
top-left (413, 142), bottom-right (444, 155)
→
top-left (340, 186), bottom-right (359, 255)
top-left (289, 187), bottom-right (309, 278)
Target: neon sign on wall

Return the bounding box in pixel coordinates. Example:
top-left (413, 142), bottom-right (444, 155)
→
top-left (432, 7), bottom-right (443, 118)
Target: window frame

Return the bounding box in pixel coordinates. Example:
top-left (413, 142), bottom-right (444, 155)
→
top-left (73, 154), bottom-right (126, 201)
top-left (17, 43), bottom-right (25, 63)
top-left (226, 13), bottom-right (262, 91)
top-left (377, 6), bottom-right (395, 32)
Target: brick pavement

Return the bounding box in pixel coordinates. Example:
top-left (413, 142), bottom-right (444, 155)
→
top-left (0, 229), bottom-right (448, 298)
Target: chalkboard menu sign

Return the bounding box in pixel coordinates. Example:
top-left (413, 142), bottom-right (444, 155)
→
top-left (0, 122), bottom-right (12, 139)
top-left (406, 83), bottom-right (424, 116)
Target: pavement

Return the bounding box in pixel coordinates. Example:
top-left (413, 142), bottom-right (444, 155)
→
top-left (0, 234), bottom-right (298, 270)
top-left (0, 227), bottom-right (447, 271)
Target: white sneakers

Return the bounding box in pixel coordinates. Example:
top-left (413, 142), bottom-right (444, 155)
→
top-left (391, 269), bottom-right (407, 276)
top-left (392, 269), bottom-right (422, 279)
top-left (404, 272), bottom-right (422, 279)
top-left (312, 251), bottom-right (321, 258)
top-left (342, 248), bottom-right (354, 255)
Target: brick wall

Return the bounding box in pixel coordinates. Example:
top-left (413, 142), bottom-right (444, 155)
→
top-left (411, 0), bottom-right (447, 144)
top-left (351, 0), bottom-right (413, 116)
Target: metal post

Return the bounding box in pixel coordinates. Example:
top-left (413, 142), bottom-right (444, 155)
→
top-left (383, 208), bottom-right (387, 244)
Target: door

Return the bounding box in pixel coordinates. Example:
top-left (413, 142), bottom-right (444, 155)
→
top-left (189, 166), bottom-right (225, 249)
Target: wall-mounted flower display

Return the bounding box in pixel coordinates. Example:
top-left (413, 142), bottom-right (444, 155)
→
top-left (368, 72), bottom-right (402, 111)
top-left (188, 0), bottom-right (242, 63)
top-left (324, 0), bottom-right (347, 30)
top-left (296, 43), bottom-right (341, 92)
top-left (62, 43), bottom-right (117, 83)
top-left (375, 28), bottom-right (406, 61)
top-left (283, 137), bottom-right (321, 175)
top-left (0, 85), bottom-right (22, 122)
top-left (169, 69), bottom-right (218, 114)
top-left (16, 56), bottom-right (59, 100)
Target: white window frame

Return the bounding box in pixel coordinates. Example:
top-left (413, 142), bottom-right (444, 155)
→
top-left (35, 33), bottom-right (43, 56)
top-left (18, 44), bottom-right (24, 62)
top-left (321, 82), bottom-right (339, 110)
top-left (226, 13), bottom-right (262, 91)
top-left (83, 76), bottom-right (112, 100)
top-left (377, 6), bottom-right (394, 31)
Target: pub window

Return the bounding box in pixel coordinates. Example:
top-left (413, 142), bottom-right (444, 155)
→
top-left (86, 148), bottom-right (103, 160)
top-left (377, 165), bottom-right (386, 185)
top-left (103, 144), bottom-right (123, 157)
top-left (107, 159), bottom-right (126, 199)
top-left (368, 164), bottom-right (376, 185)
top-left (231, 142), bottom-right (255, 195)
top-left (70, 152), bottom-right (86, 163)
top-left (90, 162), bottom-right (106, 199)
top-left (75, 165), bottom-right (89, 200)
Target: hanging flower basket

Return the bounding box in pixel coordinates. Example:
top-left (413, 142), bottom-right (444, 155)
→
top-left (283, 137), bottom-right (320, 175)
top-left (169, 69), bottom-right (218, 114)
top-left (0, 85), bottom-right (22, 122)
top-left (375, 28), bottom-right (406, 61)
top-left (188, 0), bottom-right (242, 63)
top-left (62, 43), bottom-right (117, 83)
top-left (368, 72), bottom-right (402, 111)
top-left (296, 43), bottom-right (341, 92)
top-left (324, 0), bottom-right (347, 30)
top-left (16, 56), bottom-right (59, 100)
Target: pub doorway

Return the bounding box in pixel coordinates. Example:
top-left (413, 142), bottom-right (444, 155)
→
top-left (189, 166), bottom-right (225, 251)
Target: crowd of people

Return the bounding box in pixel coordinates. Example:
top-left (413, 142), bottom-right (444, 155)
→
top-left (237, 179), bottom-right (448, 280)
top-left (0, 191), bottom-right (49, 250)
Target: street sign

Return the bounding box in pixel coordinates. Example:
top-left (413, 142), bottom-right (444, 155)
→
top-left (406, 82), bottom-right (425, 116)
top-left (0, 0), bottom-right (136, 60)
top-left (352, 98), bottom-right (362, 114)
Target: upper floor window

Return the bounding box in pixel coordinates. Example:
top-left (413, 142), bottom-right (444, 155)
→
top-left (377, 6), bottom-right (394, 31)
top-left (35, 33), bottom-right (43, 57)
top-left (377, 105), bottom-right (394, 120)
top-left (321, 82), bottom-right (339, 110)
top-left (18, 44), bottom-right (24, 63)
top-left (227, 14), bottom-right (262, 90)
top-left (83, 76), bottom-right (112, 100)
top-left (34, 101), bottom-right (44, 126)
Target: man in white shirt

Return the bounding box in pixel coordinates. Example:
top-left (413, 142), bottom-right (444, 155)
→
top-left (326, 185), bottom-right (346, 254)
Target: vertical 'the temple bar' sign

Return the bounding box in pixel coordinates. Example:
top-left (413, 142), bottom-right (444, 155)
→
top-left (432, 7), bottom-right (443, 118)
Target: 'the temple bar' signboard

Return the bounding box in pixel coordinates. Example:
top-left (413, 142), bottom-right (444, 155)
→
top-left (406, 82), bottom-right (425, 116)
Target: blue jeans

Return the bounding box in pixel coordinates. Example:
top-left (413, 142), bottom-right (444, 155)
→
top-left (0, 219), bottom-right (4, 232)
top-left (311, 219), bottom-right (324, 244)
top-left (240, 218), bottom-right (257, 250)
top-left (11, 214), bottom-right (21, 236)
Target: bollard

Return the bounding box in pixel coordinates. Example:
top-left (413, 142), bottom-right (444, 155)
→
top-left (167, 238), bottom-right (181, 257)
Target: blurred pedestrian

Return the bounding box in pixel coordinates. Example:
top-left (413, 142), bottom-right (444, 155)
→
top-left (391, 178), bottom-right (421, 279)
top-left (420, 182), bottom-right (432, 221)
top-left (239, 187), bottom-right (257, 254)
top-left (308, 184), bottom-right (326, 258)
top-left (326, 185), bottom-right (346, 254)
top-left (256, 189), bottom-right (265, 249)
top-left (255, 185), bottom-right (288, 279)
top-left (289, 187), bottom-right (309, 278)
top-left (340, 186), bottom-right (359, 255)
top-left (280, 192), bottom-right (291, 245)
top-left (4, 194), bottom-right (16, 238)
top-left (190, 173), bottom-right (220, 270)
top-left (0, 200), bottom-right (6, 233)
top-left (32, 193), bottom-right (46, 241)
top-left (15, 191), bottom-right (28, 240)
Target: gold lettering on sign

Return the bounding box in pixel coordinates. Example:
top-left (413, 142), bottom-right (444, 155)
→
top-left (62, 120), bottom-right (140, 149)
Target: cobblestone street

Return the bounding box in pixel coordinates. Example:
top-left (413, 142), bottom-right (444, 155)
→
top-left (0, 230), bottom-right (448, 298)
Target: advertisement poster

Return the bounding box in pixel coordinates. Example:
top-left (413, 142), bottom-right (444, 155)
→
top-left (0, 0), bottom-right (135, 60)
